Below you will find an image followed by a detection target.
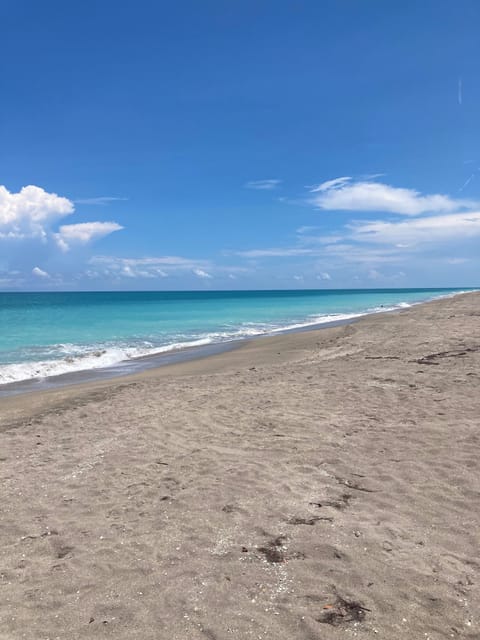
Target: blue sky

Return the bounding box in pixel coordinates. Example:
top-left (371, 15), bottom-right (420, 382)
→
top-left (1, 0), bottom-right (479, 290)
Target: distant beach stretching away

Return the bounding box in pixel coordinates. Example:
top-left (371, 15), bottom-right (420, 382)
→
top-left (0, 291), bottom-right (479, 639)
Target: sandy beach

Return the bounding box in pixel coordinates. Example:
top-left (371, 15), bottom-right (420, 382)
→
top-left (0, 292), bottom-right (479, 640)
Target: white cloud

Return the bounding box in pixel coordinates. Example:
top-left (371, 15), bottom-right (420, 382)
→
top-left (193, 268), bottom-right (212, 279)
top-left (321, 243), bottom-right (404, 264)
top-left (0, 185), bottom-right (73, 239)
top-left (317, 272), bottom-right (331, 280)
top-left (92, 255), bottom-right (210, 270)
top-left (350, 211), bottom-right (480, 245)
top-left (232, 247), bottom-right (314, 258)
top-left (447, 257), bottom-right (469, 265)
top-left (245, 179), bottom-right (282, 190)
top-left (310, 177), bottom-right (475, 215)
top-left (90, 255), bottom-right (214, 280)
top-left (87, 256), bottom-right (250, 282)
top-left (55, 222), bottom-right (123, 251)
top-left (310, 176), bottom-right (351, 193)
top-left (74, 197), bottom-right (127, 205)
top-left (0, 184), bottom-right (123, 266)
top-left (296, 225), bottom-right (318, 234)
top-left (32, 266), bottom-right (50, 278)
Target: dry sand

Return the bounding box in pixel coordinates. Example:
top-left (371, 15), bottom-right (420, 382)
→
top-left (0, 292), bottom-right (479, 640)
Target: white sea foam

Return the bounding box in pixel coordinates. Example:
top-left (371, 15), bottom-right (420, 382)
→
top-left (0, 337), bottom-right (215, 385)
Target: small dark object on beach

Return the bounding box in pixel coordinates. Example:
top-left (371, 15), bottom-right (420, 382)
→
top-left (317, 595), bottom-right (370, 626)
top-left (287, 516), bottom-right (333, 525)
top-left (258, 536), bottom-right (287, 563)
top-left (336, 477), bottom-right (376, 493)
top-left (258, 545), bottom-right (284, 563)
top-left (412, 346), bottom-right (479, 366)
top-left (222, 504), bottom-right (235, 513)
top-left (310, 493), bottom-right (352, 510)
top-left (55, 544), bottom-right (74, 559)
top-left (287, 517), bottom-right (319, 526)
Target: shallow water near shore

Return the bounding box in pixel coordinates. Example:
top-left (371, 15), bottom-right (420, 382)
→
top-left (0, 287), bottom-right (470, 391)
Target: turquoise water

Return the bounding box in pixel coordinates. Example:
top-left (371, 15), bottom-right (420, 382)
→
top-left (0, 288), bottom-right (468, 384)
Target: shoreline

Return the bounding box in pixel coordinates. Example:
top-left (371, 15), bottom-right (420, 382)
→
top-left (0, 292), bottom-right (461, 419)
top-left (0, 289), bottom-right (477, 428)
top-left (0, 289), bottom-right (469, 399)
top-left (0, 290), bottom-right (479, 638)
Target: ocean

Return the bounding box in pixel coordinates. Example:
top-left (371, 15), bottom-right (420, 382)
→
top-left (0, 288), bottom-right (469, 391)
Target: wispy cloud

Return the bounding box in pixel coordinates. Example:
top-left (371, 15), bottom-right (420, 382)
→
top-left (87, 255), bottom-right (251, 282)
top-left (447, 257), bottom-right (469, 265)
top-left (90, 255), bottom-right (212, 279)
top-left (309, 177), bottom-right (475, 215)
top-left (244, 179), bottom-right (282, 190)
top-left (458, 76), bottom-right (463, 106)
top-left (55, 222), bottom-right (123, 252)
top-left (349, 211), bottom-right (480, 245)
top-left (74, 197), bottom-right (128, 205)
top-left (92, 255), bottom-right (210, 269)
top-left (231, 247), bottom-right (314, 258)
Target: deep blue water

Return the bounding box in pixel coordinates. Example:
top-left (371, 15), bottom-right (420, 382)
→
top-left (0, 288), bottom-right (469, 384)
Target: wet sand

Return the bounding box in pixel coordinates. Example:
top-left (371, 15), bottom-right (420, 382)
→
top-left (0, 292), bottom-right (479, 639)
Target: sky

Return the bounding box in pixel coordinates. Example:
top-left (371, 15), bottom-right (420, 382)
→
top-left (1, 0), bottom-right (480, 291)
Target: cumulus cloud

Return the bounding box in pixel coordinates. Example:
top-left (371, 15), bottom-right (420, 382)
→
top-left (0, 185), bottom-right (73, 239)
top-left (317, 272), bottom-right (331, 280)
top-left (310, 177), bottom-right (475, 215)
top-left (32, 266), bottom-right (50, 278)
top-left (0, 184), bottom-right (125, 286)
top-left (55, 222), bottom-right (123, 251)
top-left (0, 185), bottom-right (123, 252)
top-left (245, 179), bottom-right (282, 190)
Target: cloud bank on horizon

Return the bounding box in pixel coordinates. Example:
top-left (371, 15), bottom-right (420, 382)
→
top-left (1, 175), bottom-right (479, 290)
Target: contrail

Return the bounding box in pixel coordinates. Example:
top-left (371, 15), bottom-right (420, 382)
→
top-left (459, 167), bottom-right (480, 192)
top-left (459, 174), bottom-right (474, 191)
top-left (458, 77), bottom-right (463, 105)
